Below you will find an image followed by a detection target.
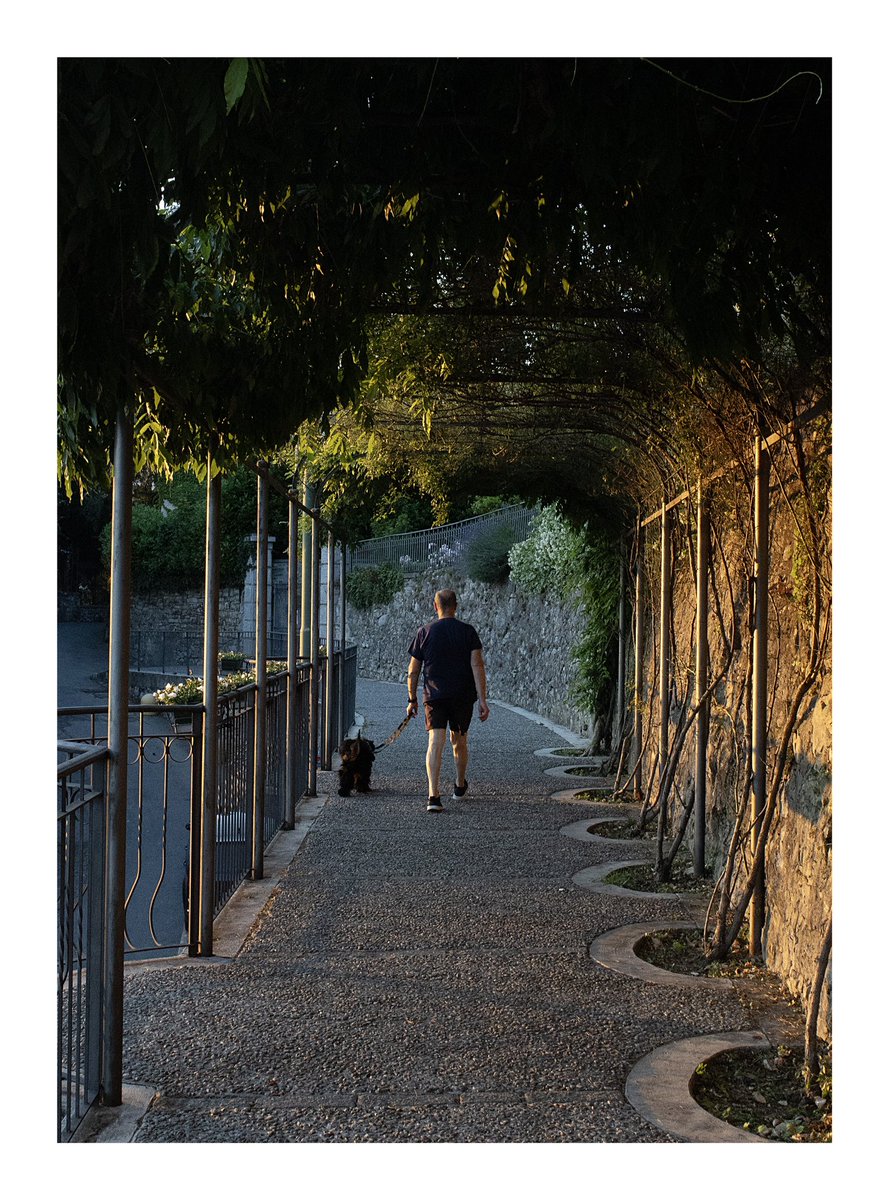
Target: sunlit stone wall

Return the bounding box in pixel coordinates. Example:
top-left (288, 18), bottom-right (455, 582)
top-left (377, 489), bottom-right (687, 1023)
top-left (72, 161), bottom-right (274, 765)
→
top-left (346, 568), bottom-right (596, 740)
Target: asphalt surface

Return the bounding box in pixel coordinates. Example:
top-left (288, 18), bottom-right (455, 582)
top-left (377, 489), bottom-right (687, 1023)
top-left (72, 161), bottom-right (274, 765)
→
top-left (119, 677), bottom-right (751, 1143)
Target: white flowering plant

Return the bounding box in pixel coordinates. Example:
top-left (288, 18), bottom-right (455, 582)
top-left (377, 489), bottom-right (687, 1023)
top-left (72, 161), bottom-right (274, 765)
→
top-left (507, 506), bottom-right (586, 597)
top-left (153, 660), bottom-right (289, 705)
top-left (426, 541), bottom-right (461, 570)
top-left (508, 505), bottom-right (621, 717)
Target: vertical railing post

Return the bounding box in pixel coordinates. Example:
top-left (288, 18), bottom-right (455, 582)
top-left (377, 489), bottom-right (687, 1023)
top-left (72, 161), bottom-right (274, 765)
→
top-left (633, 524), bottom-right (644, 802)
top-left (322, 528), bottom-right (336, 769)
top-left (102, 402), bottom-right (132, 1107)
top-left (694, 480), bottom-right (710, 878)
top-left (658, 499), bottom-right (671, 787)
top-left (750, 437), bottom-right (770, 955)
top-left (339, 541), bottom-right (348, 743)
top-left (307, 499), bottom-right (321, 796)
top-left (198, 465), bottom-right (221, 955)
top-left (284, 493), bottom-right (299, 829)
top-left (251, 468), bottom-right (269, 880)
top-left (86, 788), bottom-right (105, 1103)
top-left (187, 709), bottom-right (203, 956)
top-left (299, 476), bottom-right (314, 659)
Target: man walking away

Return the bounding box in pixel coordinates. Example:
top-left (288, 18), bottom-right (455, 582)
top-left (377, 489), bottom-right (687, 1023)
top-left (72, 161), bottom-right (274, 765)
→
top-left (406, 588), bottom-right (490, 812)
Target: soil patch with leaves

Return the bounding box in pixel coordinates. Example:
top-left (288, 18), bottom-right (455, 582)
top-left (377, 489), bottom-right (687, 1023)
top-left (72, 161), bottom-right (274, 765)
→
top-left (692, 1046), bottom-right (831, 1142)
top-left (564, 765), bottom-right (610, 776)
top-left (636, 929), bottom-right (757, 976)
top-left (590, 818), bottom-right (657, 841)
top-left (572, 788), bottom-right (629, 804)
top-left (635, 929), bottom-right (831, 1142)
top-left (604, 863), bottom-right (712, 895)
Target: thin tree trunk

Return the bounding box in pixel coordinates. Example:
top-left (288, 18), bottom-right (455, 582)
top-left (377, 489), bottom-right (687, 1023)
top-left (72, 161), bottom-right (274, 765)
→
top-left (805, 920), bottom-right (832, 1094)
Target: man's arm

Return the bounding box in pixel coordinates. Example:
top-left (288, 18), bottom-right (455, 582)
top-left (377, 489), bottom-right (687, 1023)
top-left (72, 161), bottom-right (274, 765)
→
top-left (471, 648), bottom-right (490, 721)
top-left (407, 655), bottom-right (422, 717)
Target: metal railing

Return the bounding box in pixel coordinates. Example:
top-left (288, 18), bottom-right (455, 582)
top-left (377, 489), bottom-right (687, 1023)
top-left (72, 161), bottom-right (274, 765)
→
top-left (348, 504), bottom-right (538, 574)
top-left (321, 643), bottom-right (358, 764)
top-left (57, 647), bottom-right (356, 1137)
top-left (57, 741), bottom-right (110, 1142)
top-left (58, 660), bottom-right (334, 957)
top-left (208, 666), bottom-right (309, 915)
top-left (130, 629), bottom-right (290, 676)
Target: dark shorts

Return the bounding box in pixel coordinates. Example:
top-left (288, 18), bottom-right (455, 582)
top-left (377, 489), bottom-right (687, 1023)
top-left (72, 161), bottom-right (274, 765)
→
top-left (423, 697), bottom-right (474, 734)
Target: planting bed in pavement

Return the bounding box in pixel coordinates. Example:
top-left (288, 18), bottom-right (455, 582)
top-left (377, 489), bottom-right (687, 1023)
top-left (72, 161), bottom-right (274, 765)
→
top-left (553, 770), bottom-right (830, 1145)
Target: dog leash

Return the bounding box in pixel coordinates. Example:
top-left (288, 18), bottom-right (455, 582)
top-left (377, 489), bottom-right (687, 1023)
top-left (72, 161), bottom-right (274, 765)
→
top-left (371, 712), bottom-right (414, 752)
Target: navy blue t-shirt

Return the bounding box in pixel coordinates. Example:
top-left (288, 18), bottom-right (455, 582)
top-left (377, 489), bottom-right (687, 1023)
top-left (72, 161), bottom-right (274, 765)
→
top-left (408, 617), bottom-right (483, 703)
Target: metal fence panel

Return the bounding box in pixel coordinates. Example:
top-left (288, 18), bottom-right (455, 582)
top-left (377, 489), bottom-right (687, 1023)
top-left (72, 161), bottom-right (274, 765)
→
top-left (57, 744), bottom-right (108, 1142)
top-left (56, 647), bottom-right (354, 1134)
top-left (130, 629), bottom-right (290, 675)
top-left (263, 673), bottom-right (289, 846)
top-left (348, 504), bottom-right (538, 575)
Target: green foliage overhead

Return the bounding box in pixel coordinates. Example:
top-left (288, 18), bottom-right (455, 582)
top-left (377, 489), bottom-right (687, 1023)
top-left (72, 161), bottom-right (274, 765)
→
top-left (468, 495), bottom-right (523, 517)
top-left (58, 57), bottom-right (830, 495)
top-left (369, 495), bottom-right (437, 538)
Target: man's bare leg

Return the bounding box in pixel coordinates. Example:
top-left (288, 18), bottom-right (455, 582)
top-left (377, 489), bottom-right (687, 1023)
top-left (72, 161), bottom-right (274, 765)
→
top-left (451, 729), bottom-right (469, 789)
top-left (426, 728), bottom-right (447, 798)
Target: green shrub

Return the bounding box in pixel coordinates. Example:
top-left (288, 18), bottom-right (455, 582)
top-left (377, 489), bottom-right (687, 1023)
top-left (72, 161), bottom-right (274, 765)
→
top-left (508, 505), bottom-right (621, 718)
top-left (100, 467), bottom-right (288, 592)
top-left (467, 494), bottom-right (522, 516)
top-left (508, 505), bottom-right (586, 596)
top-left (464, 524), bottom-right (518, 584)
top-left (346, 563), bottom-right (405, 611)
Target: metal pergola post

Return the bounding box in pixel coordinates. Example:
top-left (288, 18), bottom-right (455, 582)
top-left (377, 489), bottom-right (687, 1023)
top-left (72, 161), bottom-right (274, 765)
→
top-left (299, 475), bottom-right (313, 659)
top-left (693, 480), bottom-right (710, 878)
top-left (658, 499), bottom-right (671, 786)
top-left (102, 403), bottom-right (132, 1107)
top-left (284, 493), bottom-right (299, 829)
top-left (339, 542), bottom-right (348, 744)
top-left (750, 436), bottom-right (770, 955)
top-left (307, 499), bottom-right (321, 796)
top-left (632, 527), bottom-right (644, 802)
top-left (322, 529), bottom-right (336, 769)
top-left (251, 470), bottom-right (269, 881)
top-left (198, 465), bottom-right (221, 954)
top-left (616, 552), bottom-right (626, 752)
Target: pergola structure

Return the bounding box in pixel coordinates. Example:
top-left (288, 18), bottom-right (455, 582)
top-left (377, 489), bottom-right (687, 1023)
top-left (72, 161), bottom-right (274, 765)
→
top-left (57, 57), bottom-right (831, 1136)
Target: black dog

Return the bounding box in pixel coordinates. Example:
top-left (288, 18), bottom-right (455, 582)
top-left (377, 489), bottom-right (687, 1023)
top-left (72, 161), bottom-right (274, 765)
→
top-left (337, 732), bottom-right (376, 797)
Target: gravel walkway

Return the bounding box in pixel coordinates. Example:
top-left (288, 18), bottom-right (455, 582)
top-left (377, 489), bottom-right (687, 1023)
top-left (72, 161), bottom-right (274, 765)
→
top-left (120, 678), bottom-right (750, 1143)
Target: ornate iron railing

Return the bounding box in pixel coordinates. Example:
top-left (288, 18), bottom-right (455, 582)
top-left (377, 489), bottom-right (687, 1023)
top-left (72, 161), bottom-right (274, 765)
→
top-left (57, 647), bottom-right (356, 1137)
top-left (57, 741), bottom-right (110, 1142)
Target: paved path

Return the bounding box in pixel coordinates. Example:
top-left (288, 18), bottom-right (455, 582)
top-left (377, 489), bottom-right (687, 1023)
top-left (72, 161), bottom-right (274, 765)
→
top-left (118, 678), bottom-right (751, 1143)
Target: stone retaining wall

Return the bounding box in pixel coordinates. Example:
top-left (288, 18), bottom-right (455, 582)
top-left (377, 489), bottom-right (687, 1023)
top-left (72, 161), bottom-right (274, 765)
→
top-left (635, 501), bottom-right (832, 1036)
top-left (58, 592), bottom-right (107, 623)
top-left (346, 568), bottom-right (596, 739)
top-left (130, 587), bottom-right (243, 645)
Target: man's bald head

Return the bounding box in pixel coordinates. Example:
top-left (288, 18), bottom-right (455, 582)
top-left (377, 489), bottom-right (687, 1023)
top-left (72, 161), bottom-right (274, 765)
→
top-left (434, 589), bottom-right (458, 615)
